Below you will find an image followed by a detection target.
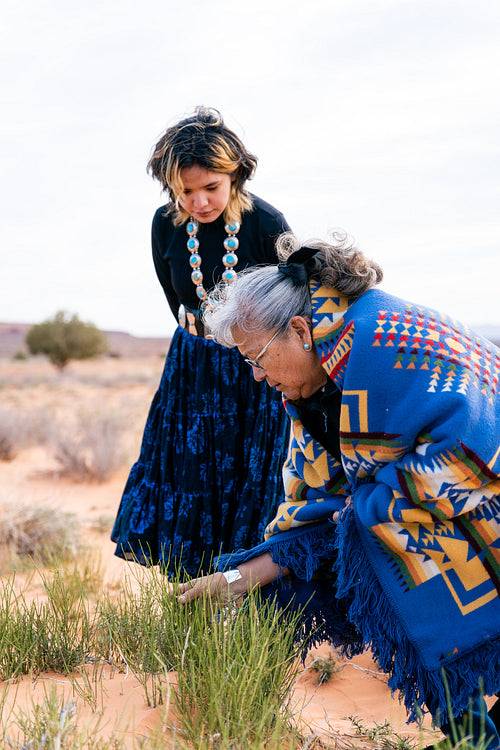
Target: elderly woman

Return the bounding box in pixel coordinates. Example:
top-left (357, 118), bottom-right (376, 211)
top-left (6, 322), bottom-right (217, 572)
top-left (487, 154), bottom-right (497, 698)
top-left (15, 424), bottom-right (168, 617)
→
top-left (176, 232), bottom-right (500, 747)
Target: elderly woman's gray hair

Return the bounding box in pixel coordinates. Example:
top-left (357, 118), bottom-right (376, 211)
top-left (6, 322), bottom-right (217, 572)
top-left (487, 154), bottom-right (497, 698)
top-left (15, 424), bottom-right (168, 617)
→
top-left (203, 231), bottom-right (383, 348)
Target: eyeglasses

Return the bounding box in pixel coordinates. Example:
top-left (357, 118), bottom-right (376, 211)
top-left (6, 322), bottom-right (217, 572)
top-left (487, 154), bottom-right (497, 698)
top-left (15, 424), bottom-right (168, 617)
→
top-left (244, 329), bottom-right (282, 370)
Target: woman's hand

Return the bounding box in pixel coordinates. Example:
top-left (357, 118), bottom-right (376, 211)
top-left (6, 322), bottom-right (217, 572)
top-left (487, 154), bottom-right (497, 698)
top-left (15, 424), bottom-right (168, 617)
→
top-left (175, 572), bottom-right (239, 604)
top-left (332, 495), bottom-right (352, 523)
top-left (172, 553), bottom-right (286, 604)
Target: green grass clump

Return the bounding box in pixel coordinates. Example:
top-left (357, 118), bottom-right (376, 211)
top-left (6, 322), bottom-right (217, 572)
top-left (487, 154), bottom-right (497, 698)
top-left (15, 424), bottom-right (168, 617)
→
top-left (0, 567), bottom-right (98, 679)
top-left (99, 569), bottom-right (182, 708)
top-left (0, 553), bottom-right (310, 748)
top-left (3, 549), bottom-right (459, 750)
top-left (169, 591), bottom-right (303, 749)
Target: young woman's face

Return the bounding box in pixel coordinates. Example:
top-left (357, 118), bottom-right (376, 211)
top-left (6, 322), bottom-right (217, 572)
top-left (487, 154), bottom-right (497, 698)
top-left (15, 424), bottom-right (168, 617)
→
top-left (177, 164), bottom-right (232, 223)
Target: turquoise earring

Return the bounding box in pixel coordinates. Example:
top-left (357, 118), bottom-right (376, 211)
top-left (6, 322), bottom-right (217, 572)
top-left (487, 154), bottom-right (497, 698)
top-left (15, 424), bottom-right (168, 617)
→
top-left (303, 343), bottom-right (311, 350)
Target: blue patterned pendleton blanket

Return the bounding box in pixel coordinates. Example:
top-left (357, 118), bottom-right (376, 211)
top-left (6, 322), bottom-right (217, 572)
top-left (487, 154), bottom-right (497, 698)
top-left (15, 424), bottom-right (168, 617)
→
top-left (221, 279), bottom-right (500, 721)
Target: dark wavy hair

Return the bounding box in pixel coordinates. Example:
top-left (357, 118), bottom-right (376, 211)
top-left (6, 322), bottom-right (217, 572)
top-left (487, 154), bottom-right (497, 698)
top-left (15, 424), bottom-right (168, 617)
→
top-left (147, 107), bottom-right (258, 225)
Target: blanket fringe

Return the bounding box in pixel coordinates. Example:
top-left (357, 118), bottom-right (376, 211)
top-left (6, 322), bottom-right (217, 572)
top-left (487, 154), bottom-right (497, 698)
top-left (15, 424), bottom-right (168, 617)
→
top-left (259, 572), bottom-right (363, 659)
top-left (216, 522), bottom-right (363, 656)
top-left (216, 520), bottom-right (337, 579)
top-left (335, 504), bottom-right (500, 724)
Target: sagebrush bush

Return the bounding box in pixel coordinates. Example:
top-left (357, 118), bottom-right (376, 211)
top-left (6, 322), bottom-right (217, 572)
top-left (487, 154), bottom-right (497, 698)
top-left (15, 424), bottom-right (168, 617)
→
top-left (43, 409), bottom-right (127, 482)
top-left (0, 502), bottom-right (80, 570)
top-left (25, 310), bottom-right (108, 370)
top-left (0, 406), bottom-right (47, 461)
top-left (2, 686), bottom-right (132, 749)
top-left (0, 408), bottom-right (24, 461)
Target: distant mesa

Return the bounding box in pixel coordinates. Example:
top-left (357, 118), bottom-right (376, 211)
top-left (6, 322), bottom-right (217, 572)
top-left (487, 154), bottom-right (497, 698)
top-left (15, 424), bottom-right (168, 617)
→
top-left (0, 321), bottom-right (498, 360)
top-left (0, 322), bottom-right (171, 359)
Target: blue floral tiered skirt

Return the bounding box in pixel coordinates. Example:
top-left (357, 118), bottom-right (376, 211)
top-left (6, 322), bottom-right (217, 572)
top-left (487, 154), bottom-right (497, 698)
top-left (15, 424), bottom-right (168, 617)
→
top-left (111, 326), bottom-right (289, 578)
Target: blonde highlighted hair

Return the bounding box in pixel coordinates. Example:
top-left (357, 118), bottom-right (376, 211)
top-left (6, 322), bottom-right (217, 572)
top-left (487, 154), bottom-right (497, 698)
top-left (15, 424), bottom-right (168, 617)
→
top-left (148, 107), bottom-right (258, 226)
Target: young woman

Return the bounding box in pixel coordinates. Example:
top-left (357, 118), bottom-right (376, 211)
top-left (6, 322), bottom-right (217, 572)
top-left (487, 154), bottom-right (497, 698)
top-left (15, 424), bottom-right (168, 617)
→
top-left (111, 107), bottom-right (291, 577)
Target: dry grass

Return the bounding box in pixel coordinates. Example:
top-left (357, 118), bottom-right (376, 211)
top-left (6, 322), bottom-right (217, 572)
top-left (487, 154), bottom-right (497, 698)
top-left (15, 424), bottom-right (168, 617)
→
top-left (0, 355), bottom-right (164, 480)
top-left (0, 406), bottom-right (47, 461)
top-left (0, 355), bottom-right (164, 392)
top-left (0, 502), bottom-right (80, 571)
top-left (0, 407), bottom-right (23, 461)
top-left (43, 408), bottom-right (129, 482)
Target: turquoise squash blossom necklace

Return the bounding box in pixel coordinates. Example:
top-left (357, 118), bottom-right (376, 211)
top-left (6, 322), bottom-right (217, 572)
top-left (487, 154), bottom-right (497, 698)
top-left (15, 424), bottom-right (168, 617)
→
top-left (186, 218), bottom-right (240, 312)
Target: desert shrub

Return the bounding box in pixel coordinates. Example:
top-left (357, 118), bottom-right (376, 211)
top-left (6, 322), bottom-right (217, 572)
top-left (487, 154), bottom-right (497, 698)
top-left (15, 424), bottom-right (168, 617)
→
top-left (43, 409), bottom-right (127, 482)
top-left (0, 502), bottom-right (80, 570)
top-left (90, 515), bottom-right (116, 534)
top-left (25, 311), bottom-right (108, 370)
top-left (0, 406), bottom-right (49, 461)
top-left (0, 407), bottom-right (27, 461)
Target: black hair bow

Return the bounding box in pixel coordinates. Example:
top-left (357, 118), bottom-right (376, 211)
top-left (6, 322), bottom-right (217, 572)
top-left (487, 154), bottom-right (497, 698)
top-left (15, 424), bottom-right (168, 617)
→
top-left (278, 246), bottom-right (319, 286)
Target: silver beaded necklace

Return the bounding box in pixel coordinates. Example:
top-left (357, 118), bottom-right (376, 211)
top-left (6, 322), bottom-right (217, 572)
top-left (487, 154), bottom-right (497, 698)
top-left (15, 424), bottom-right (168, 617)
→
top-left (186, 218), bottom-right (240, 312)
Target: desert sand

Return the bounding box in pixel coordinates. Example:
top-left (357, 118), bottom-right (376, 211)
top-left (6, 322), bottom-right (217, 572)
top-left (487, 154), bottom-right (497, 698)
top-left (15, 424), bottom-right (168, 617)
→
top-left (0, 355), bottom-right (445, 747)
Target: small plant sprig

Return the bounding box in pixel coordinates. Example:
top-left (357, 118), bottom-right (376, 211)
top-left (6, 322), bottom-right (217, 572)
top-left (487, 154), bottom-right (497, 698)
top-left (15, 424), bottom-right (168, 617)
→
top-left (66, 657), bottom-right (109, 714)
top-left (309, 650), bottom-right (342, 685)
top-left (348, 715), bottom-right (417, 750)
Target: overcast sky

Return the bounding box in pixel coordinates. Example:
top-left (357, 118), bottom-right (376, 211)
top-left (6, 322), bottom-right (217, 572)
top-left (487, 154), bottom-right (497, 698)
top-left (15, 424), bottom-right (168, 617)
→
top-left (1, 0), bottom-right (499, 338)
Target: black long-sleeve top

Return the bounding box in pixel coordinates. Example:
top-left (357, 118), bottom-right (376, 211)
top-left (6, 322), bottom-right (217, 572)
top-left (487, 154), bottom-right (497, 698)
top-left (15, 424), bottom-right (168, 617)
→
top-left (151, 193), bottom-right (291, 321)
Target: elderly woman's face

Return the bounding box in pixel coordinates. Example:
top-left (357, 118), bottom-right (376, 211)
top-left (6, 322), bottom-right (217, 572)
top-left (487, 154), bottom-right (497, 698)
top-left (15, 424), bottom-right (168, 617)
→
top-left (235, 316), bottom-right (327, 401)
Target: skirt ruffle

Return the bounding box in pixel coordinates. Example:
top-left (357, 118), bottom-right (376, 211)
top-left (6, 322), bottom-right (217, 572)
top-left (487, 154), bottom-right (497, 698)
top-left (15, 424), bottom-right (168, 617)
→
top-left (111, 326), bottom-right (289, 577)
